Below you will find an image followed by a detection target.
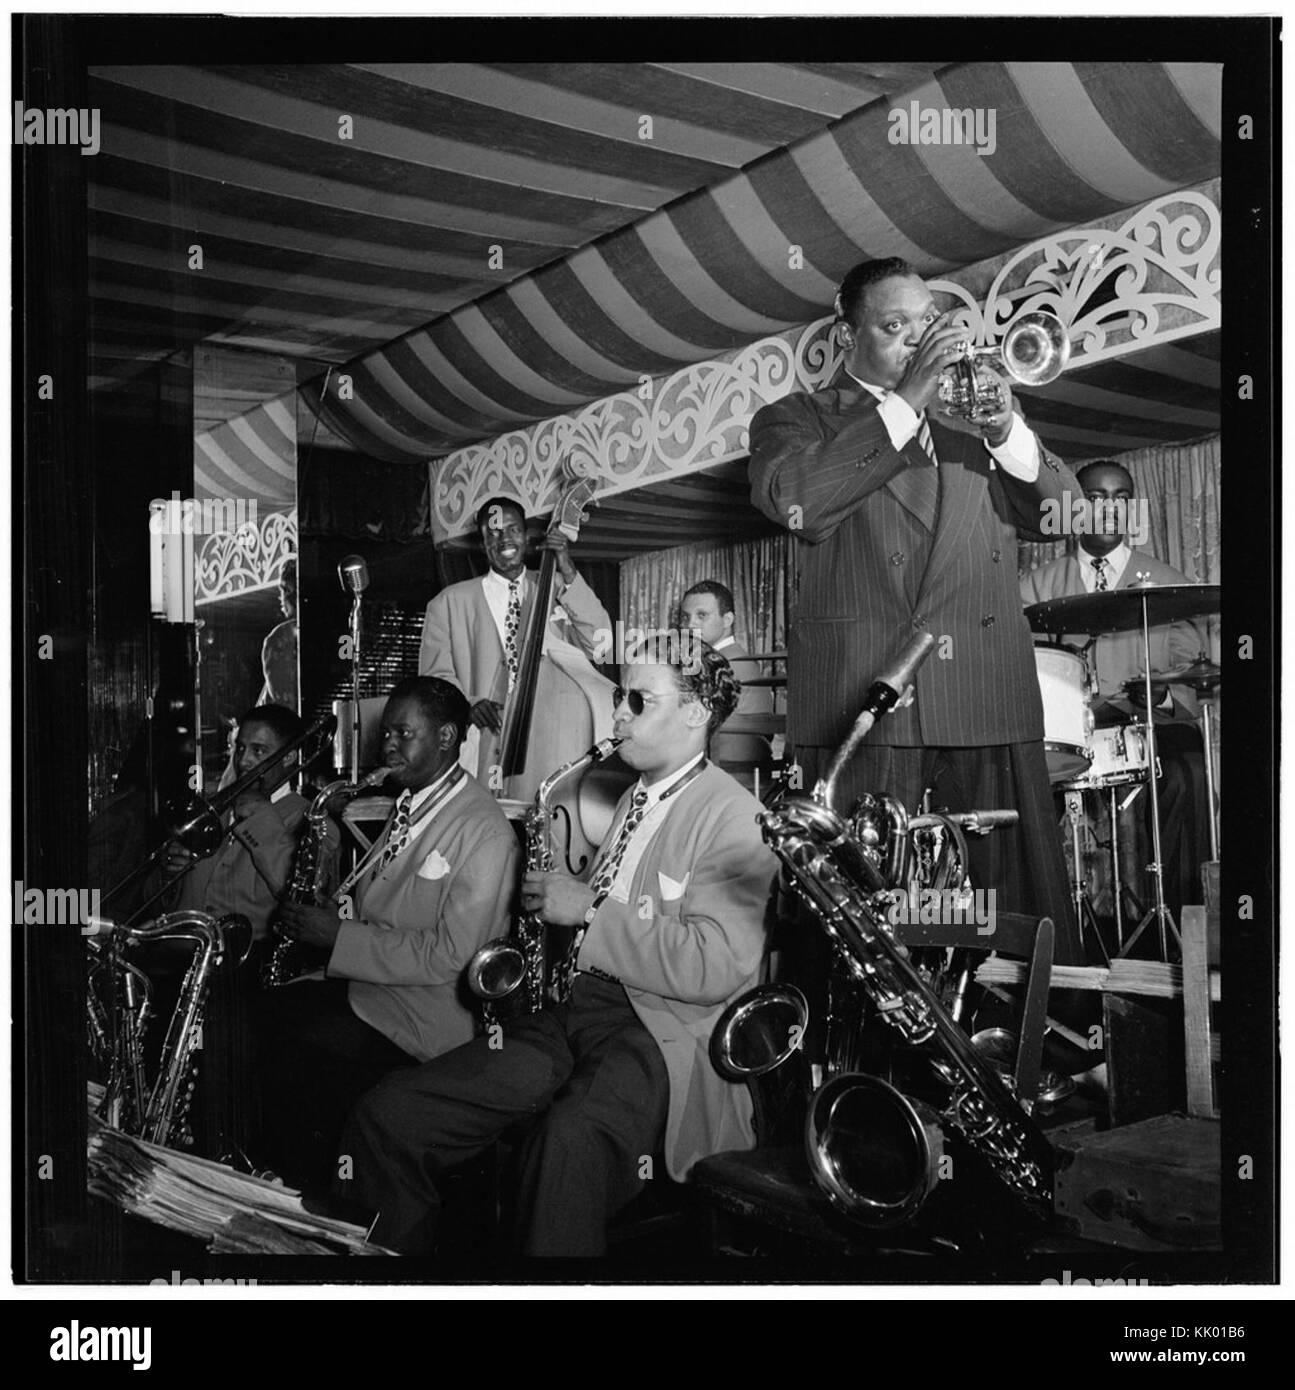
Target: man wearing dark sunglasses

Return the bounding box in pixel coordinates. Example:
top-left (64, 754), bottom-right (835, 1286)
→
top-left (337, 638), bottom-right (778, 1258)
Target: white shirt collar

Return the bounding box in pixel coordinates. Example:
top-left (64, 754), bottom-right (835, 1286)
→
top-left (1080, 541), bottom-right (1131, 590)
top-left (845, 368), bottom-right (886, 402)
top-left (482, 568), bottom-right (526, 600)
top-left (714, 635), bottom-right (736, 652)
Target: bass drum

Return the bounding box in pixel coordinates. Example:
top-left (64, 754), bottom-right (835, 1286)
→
top-left (1033, 645), bottom-right (1094, 784)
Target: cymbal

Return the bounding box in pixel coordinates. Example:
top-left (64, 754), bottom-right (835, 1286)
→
top-left (1025, 583), bottom-right (1220, 636)
top-left (1152, 658), bottom-right (1222, 691)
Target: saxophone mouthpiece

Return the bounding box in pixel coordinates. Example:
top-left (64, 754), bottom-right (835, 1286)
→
top-left (873, 630), bottom-right (938, 700)
top-left (591, 737), bottom-right (622, 761)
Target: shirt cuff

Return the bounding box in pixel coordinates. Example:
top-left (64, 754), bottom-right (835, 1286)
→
top-left (876, 391), bottom-right (920, 452)
top-left (987, 412), bottom-right (1040, 481)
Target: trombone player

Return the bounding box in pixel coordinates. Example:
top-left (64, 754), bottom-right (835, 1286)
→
top-left (748, 256), bottom-right (1084, 969)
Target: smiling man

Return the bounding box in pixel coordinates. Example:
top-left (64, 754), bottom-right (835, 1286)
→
top-left (417, 495), bottom-right (611, 784)
top-left (338, 640), bottom-right (777, 1258)
top-left (259, 676), bottom-right (518, 1190)
top-left (749, 256), bottom-right (1084, 968)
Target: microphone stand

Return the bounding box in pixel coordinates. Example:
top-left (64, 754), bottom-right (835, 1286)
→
top-left (348, 588), bottom-right (363, 783)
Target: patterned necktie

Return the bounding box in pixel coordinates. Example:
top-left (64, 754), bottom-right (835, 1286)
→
top-left (559, 787), bottom-right (651, 996)
top-left (1092, 557), bottom-right (1110, 592)
top-left (916, 412), bottom-right (939, 466)
top-left (375, 791), bottom-right (412, 872)
top-left (504, 579), bottom-right (523, 693)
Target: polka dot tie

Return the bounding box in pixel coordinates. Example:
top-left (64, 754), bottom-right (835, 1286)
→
top-left (1092, 557), bottom-right (1109, 591)
top-left (504, 579), bottom-right (523, 693)
top-left (375, 791), bottom-right (412, 872)
top-left (559, 787), bottom-right (650, 996)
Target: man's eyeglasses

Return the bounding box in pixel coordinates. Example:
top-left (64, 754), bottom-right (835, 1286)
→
top-left (612, 686), bottom-right (686, 717)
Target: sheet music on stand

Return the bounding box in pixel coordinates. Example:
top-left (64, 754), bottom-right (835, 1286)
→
top-left (87, 1088), bottom-right (391, 1256)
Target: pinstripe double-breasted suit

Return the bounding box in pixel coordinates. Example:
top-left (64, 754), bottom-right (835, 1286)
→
top-left (749, 371), bottom-right (1078, 751)
top-left (748, 370), bottom-right (1085, 964)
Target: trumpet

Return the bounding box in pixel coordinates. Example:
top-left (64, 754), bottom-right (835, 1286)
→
top-left (937, 310), bottom-right (1070, 422)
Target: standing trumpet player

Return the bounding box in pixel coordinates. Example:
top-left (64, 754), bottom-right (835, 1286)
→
top-left (259, 677), bottom-right (518, 1190)
top-left (749, 257), bottom-right (1083, 967)
top-left (338, 640), bottom-right (777, 1257)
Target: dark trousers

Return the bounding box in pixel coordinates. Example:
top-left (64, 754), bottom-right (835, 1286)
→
top-left (257, 979), bottom-right (414, 1191)
top-left (1150, 724), bottom-right (1210, 920)
top-left (337, 974), bottom-right (670, 1257)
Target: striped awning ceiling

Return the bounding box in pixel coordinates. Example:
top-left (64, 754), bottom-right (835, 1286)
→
top-left (86, 60), bottom-right (1222, 466)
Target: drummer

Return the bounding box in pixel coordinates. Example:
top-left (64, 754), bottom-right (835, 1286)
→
top-left (1020, 460), bottom-right (1211, 918)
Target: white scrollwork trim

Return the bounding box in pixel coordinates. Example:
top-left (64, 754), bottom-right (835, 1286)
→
top-left (196, 508), bottom-right (297, 604)
top-left (430, 190), bottom-right (1219, 544)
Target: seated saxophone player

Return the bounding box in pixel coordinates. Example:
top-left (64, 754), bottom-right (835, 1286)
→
top-left (337, 640), bottom-right (778, 1258)
top-left (260, 677), bottom-right (520, 1191)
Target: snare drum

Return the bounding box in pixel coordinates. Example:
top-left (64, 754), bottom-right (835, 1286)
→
top-left (1034, 645), bottom-right (1093, 784)
top-left (1064, 723), bottom-right (1150, 791)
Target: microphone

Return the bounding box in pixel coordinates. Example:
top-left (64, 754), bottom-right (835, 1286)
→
top-left (338, 554), bottom-right (369, 595)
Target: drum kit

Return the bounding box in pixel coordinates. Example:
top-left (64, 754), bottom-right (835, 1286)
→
top-left (1025, 582), bottom-right (1221, 963)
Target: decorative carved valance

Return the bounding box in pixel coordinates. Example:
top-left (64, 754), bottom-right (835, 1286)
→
top-left (196, 508), bottom-right (297, 605)
top-left (429, 190), bottom-right (1220, 546)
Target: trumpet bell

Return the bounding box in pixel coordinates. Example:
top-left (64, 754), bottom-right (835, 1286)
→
top-left (1001, 310), bottom-right (1070, 387)
top-left (466, 938), bottom-right (527, 1001)
top-left (804, 1073), bottom-right (944, 1227)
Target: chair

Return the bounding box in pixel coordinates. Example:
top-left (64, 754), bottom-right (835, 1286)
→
top-left (691, 912), bottom-right (1058, 1254)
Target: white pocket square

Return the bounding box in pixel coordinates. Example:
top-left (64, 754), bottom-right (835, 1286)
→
top-left (416, 849), bottom-right (452, 881)
top-left (657, 871), bottom-right (690, 901)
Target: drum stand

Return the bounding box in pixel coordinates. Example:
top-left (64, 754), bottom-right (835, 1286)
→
top-left (1063, 789), bottom-right (1111, 965)
top-left (1114, 594), bottom-right (1180, 962)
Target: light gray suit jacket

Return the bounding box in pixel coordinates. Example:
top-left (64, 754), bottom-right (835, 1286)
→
top-left (418, 570), bottom-right (611, 706)
top-left (327, 774), bottom-right (520, 1062)
top-left (577, 762), bottom-right (778, 1181)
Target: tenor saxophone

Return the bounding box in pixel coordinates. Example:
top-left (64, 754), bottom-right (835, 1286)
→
top-left (262, 768), bottom-right (389, 989)
top-left (466, 737), bottom-right (621, 1021)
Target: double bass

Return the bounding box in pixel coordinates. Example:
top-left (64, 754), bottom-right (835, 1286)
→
top-left (488, 477), bottom-right (630, 875)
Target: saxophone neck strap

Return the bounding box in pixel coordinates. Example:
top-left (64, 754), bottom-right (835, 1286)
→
top-left (336, 764), bottom-right (466, 898)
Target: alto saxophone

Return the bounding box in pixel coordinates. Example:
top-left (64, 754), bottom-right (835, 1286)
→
top-left (263, 768), bottom-right (390, 989)
top-left (86, 910), bottom-right (252, 1149)
top-left (467, 737), bottom-right (621, 1022)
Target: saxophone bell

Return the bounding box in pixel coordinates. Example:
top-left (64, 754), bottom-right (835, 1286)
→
top-left (465, 938), bottom-right (527, 1002)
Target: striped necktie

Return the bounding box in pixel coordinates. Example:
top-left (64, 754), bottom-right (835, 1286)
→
top-left (504, 580), bottom-right (523, 693)
top-left (916, 412), bottom-right (939, 466)
top-left (1092, 557), bottom-right (1110, 592)
top-left (375, 791), bottom-right (412, 872)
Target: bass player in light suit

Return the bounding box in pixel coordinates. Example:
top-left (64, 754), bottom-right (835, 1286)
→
top-left (417, 495), bottom-right (612, 788)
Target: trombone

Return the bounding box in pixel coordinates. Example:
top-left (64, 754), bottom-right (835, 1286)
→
top-left (102, 712), bottom-right (337, 923)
